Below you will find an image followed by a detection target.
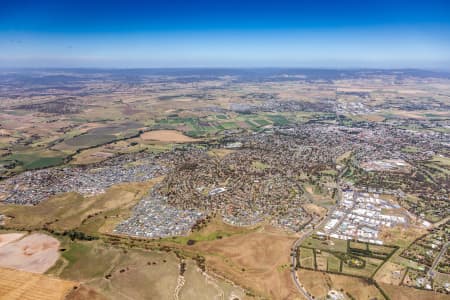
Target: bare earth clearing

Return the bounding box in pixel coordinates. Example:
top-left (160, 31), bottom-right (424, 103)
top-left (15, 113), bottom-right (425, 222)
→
top-left (140, 130), bottom-right (199, 143)
top-left (0, 233), bottom-right (60, 273)
top-left (0, 233), bottom-right (25, 248)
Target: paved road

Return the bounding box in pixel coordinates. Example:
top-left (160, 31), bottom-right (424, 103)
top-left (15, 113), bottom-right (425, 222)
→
top-left (290, 205), bottom-right (337, 300)
top-left (428, 241), bottom-right (450, 277)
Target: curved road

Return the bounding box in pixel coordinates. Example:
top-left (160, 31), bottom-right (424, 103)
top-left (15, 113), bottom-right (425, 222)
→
top-left (290, 205), bottom-right (337, 299)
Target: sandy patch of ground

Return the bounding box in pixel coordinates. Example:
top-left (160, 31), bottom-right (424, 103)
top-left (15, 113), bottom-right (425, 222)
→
top-left (374, 262), bottom-right (406, 285)
top-left (0, 267), bottom-right (76, 300)
top-left (65, 285), bottom-right (107, 300)
top-left (298, 269), bottom-right (384, 300)
top-left (379, 283), bottom-right (449, 300)
top-left (0, 233), bottom-right (25, 248)
top-left (0, 233), bottom-right (60, 273)
top-left (140, 130), bottom-right (198, 143)
top-left (193, 226), bottom-right (301, 299)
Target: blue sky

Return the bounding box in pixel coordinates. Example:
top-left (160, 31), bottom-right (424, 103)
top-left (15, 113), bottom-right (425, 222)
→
top-left (0, 0), bottom-right (449, 68)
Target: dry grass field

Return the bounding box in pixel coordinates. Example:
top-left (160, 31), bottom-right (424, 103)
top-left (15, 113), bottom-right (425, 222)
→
top-left (180, 259), bottom-right (246, 300)
top-left (298, 268), bottom-right (384, 300)
top-left (0, 267), bottom-right (76, 300)
top-left (65, 285), bottom-right (107, 300)
top-left (49, 239), bottom-right (181, 299)
top-left (379, 225), bottom-right (427, 248)
top-left (192, 226), bottom-right (301, 299)
top-left (140, 130), bottom-right (199, 143)
top-left (47, 237), bottom-right (245, 300)
top-left (373, 262), bottom-right (406, 285)
top-left (379, 283), bottom-right (450, 300)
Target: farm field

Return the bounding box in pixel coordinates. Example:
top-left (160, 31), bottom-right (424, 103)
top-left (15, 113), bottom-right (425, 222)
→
top-left (140, 130), bottom-right (199, 143)
top-left (299, 238), bottom-right (397, 279)
top-left (0, 267), bottom-right (76, 300)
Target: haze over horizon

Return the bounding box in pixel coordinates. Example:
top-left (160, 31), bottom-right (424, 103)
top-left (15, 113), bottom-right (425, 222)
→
top-left (1, 0), bottom-right (449, 69)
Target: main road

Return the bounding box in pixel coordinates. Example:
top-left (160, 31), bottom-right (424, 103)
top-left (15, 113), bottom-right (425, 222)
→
top-left (428, 241), bottom-right (450, 278)
top-left (290, 204), bottom-right (337, 300)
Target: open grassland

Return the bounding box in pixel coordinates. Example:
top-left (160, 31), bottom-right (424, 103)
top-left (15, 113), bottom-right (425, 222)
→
top-left (9, 152), bottom-right (65, 170)
top-left (379, 225), bottom-right (427, 248)
top-left (374, 262), bottom-right (407, 285)
top-left (189, 226), bottom-right (300, 299)
top-left (65, 285), bottom-right (107, 300)
top-left (298, 268), bottom-right (384, 300)
top-left (0, 267), bottom-right (76, 300)
top-left (179, 260), bottom-right (225, 300)
top-left (161, 216), bottom-right (257, 245)
top-left (2, 150), bottom-right (66, 173)
top-left (302, 237), bottom-right (348, 253)
top-left (107, 217), bottom-right (296, 299)
top-left (49, 238), bottom-right (244, 300)
top-left (379, 283), bottom-right (450, 300)
top-left (50, 239), bottom-right (180, 299)
top-left (341, 257), bottom-right (383, 277)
